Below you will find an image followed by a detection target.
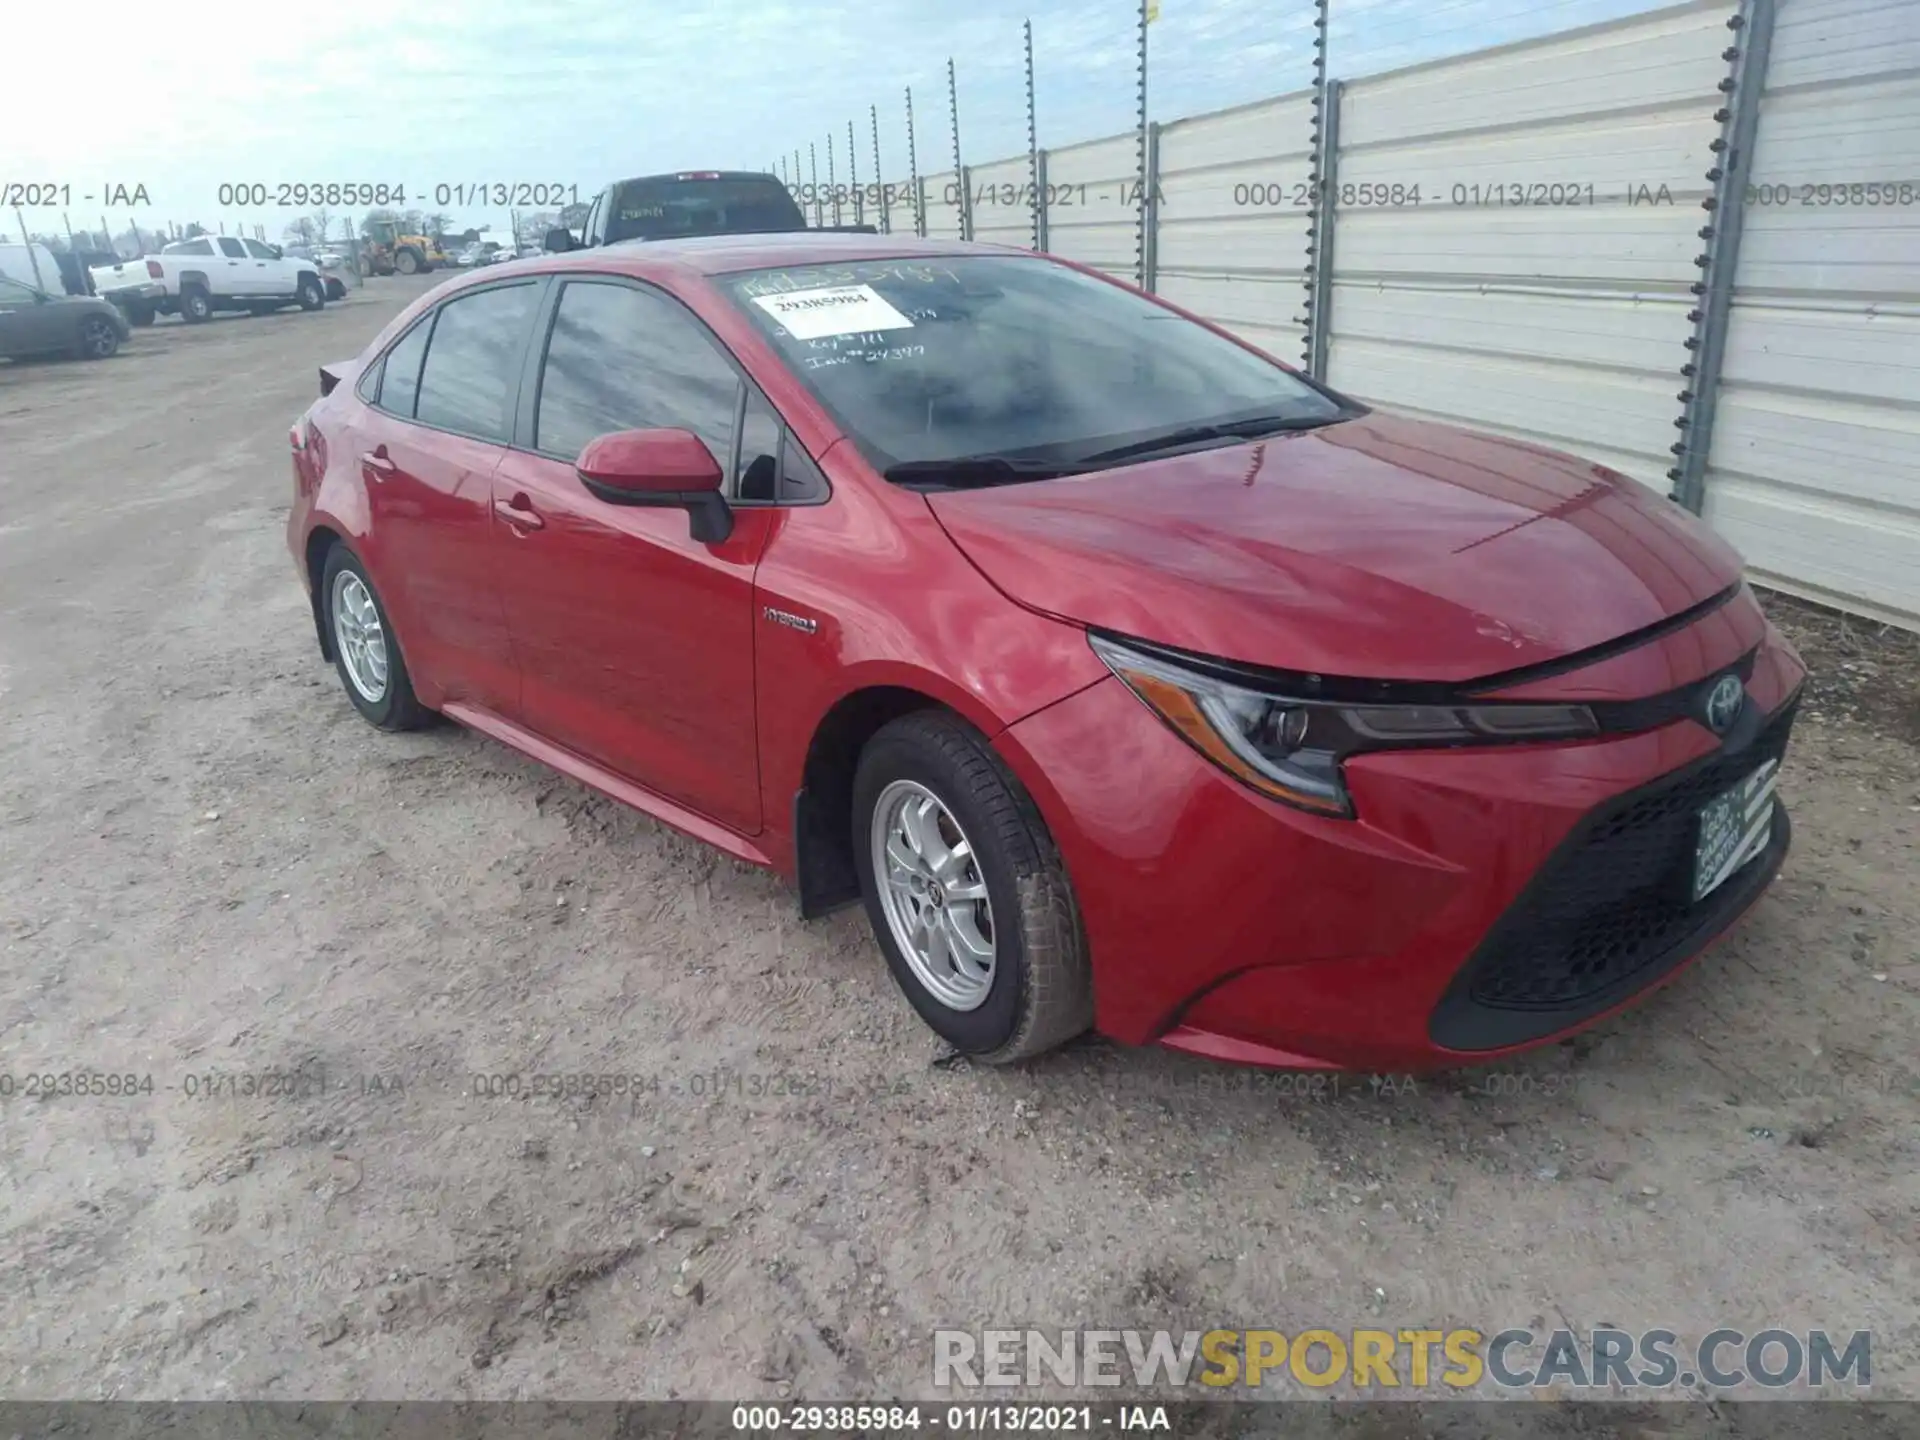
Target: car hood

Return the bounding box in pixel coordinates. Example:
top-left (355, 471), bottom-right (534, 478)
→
top-left (924, 412), bottom-right (1745, 683)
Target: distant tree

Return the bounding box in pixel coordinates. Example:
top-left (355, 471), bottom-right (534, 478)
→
top-left (558, 201), bottom-right (590, 231)
top-left (360, 206), bottom-right (400, 237)
top-left (423, 211), bottom-right (454, 240)
top-left (517, 211), bottom-right (558, 246)
top-left (312, 207), bottom-right (335, 244)
top-left (284, 217), bottom-right (317, 246)
top-left (182, 222), bottom-right (208, 238)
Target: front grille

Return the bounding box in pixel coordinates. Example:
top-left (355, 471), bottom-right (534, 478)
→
top-left (1430, 697), bottom-right (1796, 1051)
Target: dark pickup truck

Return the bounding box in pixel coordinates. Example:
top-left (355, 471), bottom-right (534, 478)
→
top-left (545, 170), bottom-right (878, 252)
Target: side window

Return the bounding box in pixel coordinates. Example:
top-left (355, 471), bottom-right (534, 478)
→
top-left (243, 239), bottom-right (276, 260)
top-left (736, 390), bottom-right (781, 502)
top-left (414, 283), bottom-right (539, 441)
top-left (374, 317), bottom-right (432, 416)
top-left (217, 237), bottom-right (247, 258)
top-left (172, 238), bottom-right (215, 257)
top-left (779, 432), bottom-right (829, 502)
top-left (535, 280), bottom-right (740, 476)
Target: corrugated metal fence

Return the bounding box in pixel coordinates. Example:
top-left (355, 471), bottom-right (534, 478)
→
top-left (781, 0), bottom-right (1919, 630)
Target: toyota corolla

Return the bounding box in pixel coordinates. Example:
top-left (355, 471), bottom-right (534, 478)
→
top-left (286, 233), bottom-right (1804, 1071)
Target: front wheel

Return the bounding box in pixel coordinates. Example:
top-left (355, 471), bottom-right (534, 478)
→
top-left (394, 247), bottom-right (420, 275)
top-left (320, 545), bottom-right (430, 731)
top-left (77, 316), bottom-right (120, 359)
top-left (297, 275), bottom-right (325, 311)
top-left (853, 711), bottom-right (1092, 1063)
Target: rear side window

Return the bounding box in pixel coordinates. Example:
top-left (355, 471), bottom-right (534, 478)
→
top-left (534, 279), bottom-right (741, 473)
top-left (217, 237), bottom-right (247, 258)
top-left (414, 283), bottom-right (540, 441)
top-left (166, 238), bottom-right (215, 256)
top-left (376, 318), bottom-right (432, 417)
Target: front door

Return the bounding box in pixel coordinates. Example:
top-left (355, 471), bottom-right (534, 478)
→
top-left (489, 275), bottom-right (770, 835)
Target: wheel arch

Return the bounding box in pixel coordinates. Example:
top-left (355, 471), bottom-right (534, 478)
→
top-left (792, 683), bottom-right (966, 920)
top-left (305, 525), bottom-right (346, 661)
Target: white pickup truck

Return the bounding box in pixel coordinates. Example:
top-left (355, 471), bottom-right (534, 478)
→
top-left (89, 235), bottom-right (326, 325)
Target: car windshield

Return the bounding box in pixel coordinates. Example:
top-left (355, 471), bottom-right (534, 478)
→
top-left (605, 176), bottom-right (806, 243)
top-left (719, 255), bottom-right (1352, 482)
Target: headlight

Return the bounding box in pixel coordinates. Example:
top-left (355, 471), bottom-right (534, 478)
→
top-left (1089, 633), bottom-right (1598, 818)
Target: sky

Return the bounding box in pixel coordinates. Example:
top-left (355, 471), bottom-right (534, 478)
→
top-left (3, 0), bottom-right (1670, 244)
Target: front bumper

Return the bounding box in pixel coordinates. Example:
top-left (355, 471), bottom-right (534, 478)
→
top-left (994, 604), bottom-right (1806, 1073)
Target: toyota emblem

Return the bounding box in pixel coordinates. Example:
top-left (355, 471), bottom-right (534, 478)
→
top-left (1704, 673), bottom-right (1745, 734)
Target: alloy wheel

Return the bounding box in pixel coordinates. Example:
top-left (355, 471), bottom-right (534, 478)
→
top-left (870, 780), bottom-right (996, 1011)
top-left (331, 570), bottom-right (389, 703)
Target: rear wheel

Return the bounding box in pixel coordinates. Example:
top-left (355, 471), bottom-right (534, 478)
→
top-left (320, 545), bottom-right (429, 731)
top-left (852, 711), bottom-right (1091, 1063)
top-left (179, 286), bottom-right (211, 324)
top-left (297, 274), bottom-right (325, 311)
top-left (394, 247), bottom-right (421, 276)
top-left (77, 316), bottom-right (120, 359)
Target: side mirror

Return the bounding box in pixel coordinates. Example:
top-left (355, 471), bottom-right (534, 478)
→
top-left (576, 428), bottom-right (732, 543)
top-left (543, 227), bottom-right (577, 253)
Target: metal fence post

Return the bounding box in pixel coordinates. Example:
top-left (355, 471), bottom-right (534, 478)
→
top-left (848, 120), bottom-right (862, 227)
top-left (1035, 150), bottom-right (1051, 252)
top-left (1307, 79), bottom-right (1342, 381)
top-left (827, 132), bottom-right (842, 227)
top-left (809, 144), bottom-right (822, 227)
top-left (948, 58), bottom-right (971, 241)
top-left (906, 88), bottom-right (927, 238)
top-left (1671, 0), bottom-right (1776, 514)
top-left (1025, 18), bottom-right (1042, 252)
top-left (1300, 0), bottom-right (1333, 373)
top-left (871, 105), bottom-right (888, 234)
top-left (1134, 0), bottom-right (1150, 289)
top-left (1143, 121), bottom-right (1163, 292)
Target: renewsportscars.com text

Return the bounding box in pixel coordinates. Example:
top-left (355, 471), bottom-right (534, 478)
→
top-left (932, 1327), bottom-right (1871, 1392)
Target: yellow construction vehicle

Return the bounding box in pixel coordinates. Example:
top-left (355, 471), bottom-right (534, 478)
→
top-left (360, 219), bottom-right (447, 276)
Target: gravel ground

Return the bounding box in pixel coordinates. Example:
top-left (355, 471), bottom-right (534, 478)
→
top-left (1, 277), bottom-right (1915, 1402)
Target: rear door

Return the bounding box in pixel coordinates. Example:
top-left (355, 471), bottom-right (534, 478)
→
top-left (214, 236), bottom-right (252, 295)
top-left (345, 278), bottom-right (545, 714)
top-left (487, 274), bottom-right (774, 834)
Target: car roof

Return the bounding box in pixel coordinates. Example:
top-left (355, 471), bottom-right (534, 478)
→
top-left (526, 231), bottom-right (1018, 280)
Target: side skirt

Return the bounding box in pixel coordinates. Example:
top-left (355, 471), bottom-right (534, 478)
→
top-left (440, 701), bottom-right (776, 872)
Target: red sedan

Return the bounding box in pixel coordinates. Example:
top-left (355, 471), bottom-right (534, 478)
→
top-left (286, 233), bottom-right (1804, 1072)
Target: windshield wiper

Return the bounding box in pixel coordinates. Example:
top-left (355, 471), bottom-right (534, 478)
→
top-left (1073, 413), bottom-right (1345, 467)
top-left (882, 455), bottom-right (1084, 487)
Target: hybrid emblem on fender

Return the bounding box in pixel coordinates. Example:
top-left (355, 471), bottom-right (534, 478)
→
top-left (763, 606), bottom-right (818, 634)
top-left (1704, 673), bottom-right (1745, 734)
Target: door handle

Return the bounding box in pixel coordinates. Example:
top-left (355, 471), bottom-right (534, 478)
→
top-left (360, 447), bottom-right (396, 479)
top-left (494, 495), bottom-right (545, 531)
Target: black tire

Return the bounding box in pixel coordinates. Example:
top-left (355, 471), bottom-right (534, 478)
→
top-left (394, 247), bottom-right (420, 276)
top-left (852, 711), bottom-right (1091, 1063)
top-left (179, 286), bottom-right (211, 324)
top-left (297, 274), bottom-right (325, 311)
top-left (324, 276), bottom-right (346, 300)
top-left (319, 544), bottom-right (430, 732)
top-left (76, 316), bottom-right (120, 360)
top-left (128, 304), bottom-right (155, 327)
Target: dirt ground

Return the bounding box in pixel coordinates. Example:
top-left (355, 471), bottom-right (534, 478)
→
top-left (1, 277), bottom-right (1915, 1404)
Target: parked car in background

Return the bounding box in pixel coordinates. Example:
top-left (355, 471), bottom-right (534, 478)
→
top-left (90, 235), bottom-right (325, 324)
top-left (0, 275), bottom-right (129, 360)
top-left (547, 171), bottom-right (877, 253)
top-left (284, 234), bottom-right (1805, 1072)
